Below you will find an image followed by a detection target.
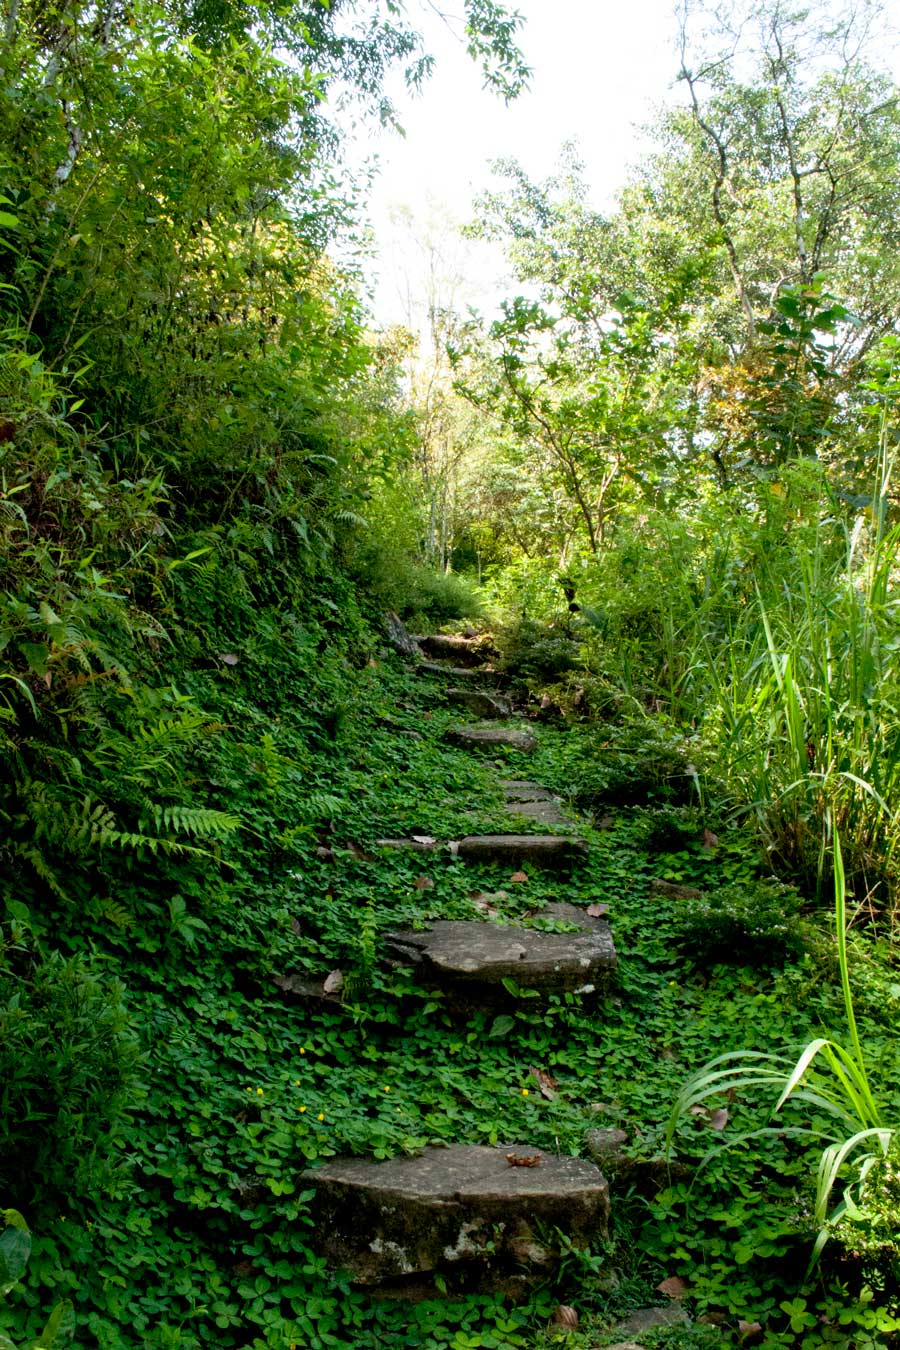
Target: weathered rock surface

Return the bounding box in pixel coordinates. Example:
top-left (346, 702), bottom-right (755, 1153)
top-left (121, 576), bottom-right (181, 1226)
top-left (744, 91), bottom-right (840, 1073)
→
top-left (445, 726), bottom-right (537, 752)
top-left (501, 780), bottom-right (557, 802)
top-left (384, 611), bottom-right (419, 661)
top-left (417, 661), bottom-right (482, 680)
top-left (416, 634), bottom-right (495, 666)
top-left (385, 902), bottom-right (615, 1001)
top-left (457, 834), bottom-right (587, 868)
top-left (376, 836), bottom-right (441, 853)
top-left (505, 798), bottom-right (568, 827)
top-left (500, 780), bottom-right (568, 826)
top-left (584, 1127), bottom-right (630, 1162)
top-left (301, 1144), bottom-right (609, 1286)
top-left (614, 1305), bottom-right (690, 1338)
top-left (446, 688), bottom-right (512, 719)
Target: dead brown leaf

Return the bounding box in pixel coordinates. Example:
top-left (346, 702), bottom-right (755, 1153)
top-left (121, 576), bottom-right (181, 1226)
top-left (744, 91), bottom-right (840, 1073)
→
top-left (656, 1275), bottom-right (689, 1299)
top-left (219, 653), bottom-right (239, 666)
top-left (510, 870), bottom-right (529, 883)
top-left (323, 969), bottom-right (344, 994)
top-left (506, 1153), bottom-right (542, 1168)
top-left (529, 1068), bottom-right (558, 1100)
top-left (550, 1306), bottom-right (578, 1328)
top-left (291, 917), bottom-right (302, 935)
top-left (315, 846), bottom-right (335, 862)
top-left (709, 1107), bottom-right (729, 1131)
top-left (413, 875), bottom-right (434, 892)
top-left (738, 1321), bottom-right (763, 1340)
top-left (702, 827), bottom-right (719, 850)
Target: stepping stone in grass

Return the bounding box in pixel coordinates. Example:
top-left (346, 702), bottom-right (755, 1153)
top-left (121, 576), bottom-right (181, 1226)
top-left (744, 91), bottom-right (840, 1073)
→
top-left (445, 688), bottom-right (512, 719)
top-left (301, 1143), bottom-right (609, 1287)
top-left (457, 834), bottom-right (587, 868)
top-left (445, 726), bottom-right (537, 752)
top-left (384, 901), bottom-right (616, 1003)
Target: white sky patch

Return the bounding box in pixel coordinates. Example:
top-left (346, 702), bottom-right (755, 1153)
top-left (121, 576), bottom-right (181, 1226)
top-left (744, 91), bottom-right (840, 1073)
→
top-left (336, 0), bottom-right (684, 333)
top-left (332, 0), bottom-right (900, 338)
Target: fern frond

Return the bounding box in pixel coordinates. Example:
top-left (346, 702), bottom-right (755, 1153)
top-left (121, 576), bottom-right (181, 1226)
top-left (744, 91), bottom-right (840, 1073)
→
top-left (142, 804), bottom-right (241, 840)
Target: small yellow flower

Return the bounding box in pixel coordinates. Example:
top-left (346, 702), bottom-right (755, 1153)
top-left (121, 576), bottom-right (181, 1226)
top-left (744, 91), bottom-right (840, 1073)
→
top-left (246, 1087), bottom-right (252, 1093)
top-left (256, 1088), bottom-right (263, 1096)
top-left (295, 1079), bottom-right (301, 1086)
top-left (521, 1089), bottom-right (529, 1097)
top-left (299, 1047), bottom-right (306, 1055)
top-left (383, 1085), bottom-right (391, 1093)
top-left (317, 1112), bottom-right (325, 1122)
top-left (299, 1106), bottom-right (307, 1114)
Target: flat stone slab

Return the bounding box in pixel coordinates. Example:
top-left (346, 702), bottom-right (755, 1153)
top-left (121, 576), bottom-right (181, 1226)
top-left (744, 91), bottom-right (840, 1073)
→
top-left (446, 688), bottom-right (512, 719)
top-left (385, 902), bottom-right (616, 1000)
top-left (457, 834), bottom-right (587, 868)
top-left (301, 1144), bottom-right (609, 1285)
top-left (445, 726), bottom-right (537, 752)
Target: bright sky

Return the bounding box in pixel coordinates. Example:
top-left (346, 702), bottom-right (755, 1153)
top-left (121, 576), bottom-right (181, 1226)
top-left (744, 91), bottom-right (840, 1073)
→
top-left (341, 0), bottom-right (685, 332)
top-left (338, 0), bottom-right (900, 336)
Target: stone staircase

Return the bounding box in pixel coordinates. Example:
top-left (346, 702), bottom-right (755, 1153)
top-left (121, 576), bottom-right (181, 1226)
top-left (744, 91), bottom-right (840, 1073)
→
top-left (302, 621), bottom-right (619, 1297)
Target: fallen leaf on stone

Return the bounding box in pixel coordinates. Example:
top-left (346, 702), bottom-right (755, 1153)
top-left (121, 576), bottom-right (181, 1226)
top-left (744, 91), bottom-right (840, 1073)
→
top-left (586, 903), bottom-right (609, 917)
top-left (657, 1275), bottom-right (688, 1299)
top-left (323, 969), bottom-right (344, 994)
top-left (702, 827), bottom-right (719, 850)
top-left (411, 834), bottom-right (437, 846)
top-left (506, 1153), bottom-right (542, 1168)
top-left (413, 875), bottom-right (434, 892)
top-left (738, 1320), bottom-right (763, 1339)
top-left (529, 1068), bottom-right (558, 1100)
top-left (219, 653), bottom-right (239, 666)
top-left (510, 870), bottom-right (529, 883)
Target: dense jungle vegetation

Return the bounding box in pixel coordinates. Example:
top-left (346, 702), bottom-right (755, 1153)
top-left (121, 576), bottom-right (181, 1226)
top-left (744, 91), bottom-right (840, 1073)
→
top-left (4, 0), bottom-right (900, 1344)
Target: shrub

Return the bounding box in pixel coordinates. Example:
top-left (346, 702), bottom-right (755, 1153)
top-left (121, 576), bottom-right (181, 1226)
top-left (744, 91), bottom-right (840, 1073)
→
top-left (672, 880), bottom-right (807, 967)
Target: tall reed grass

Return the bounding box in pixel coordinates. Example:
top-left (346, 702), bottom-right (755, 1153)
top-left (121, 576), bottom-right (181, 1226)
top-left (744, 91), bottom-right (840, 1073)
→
top-left (582, 454), bottom-right (900, 908)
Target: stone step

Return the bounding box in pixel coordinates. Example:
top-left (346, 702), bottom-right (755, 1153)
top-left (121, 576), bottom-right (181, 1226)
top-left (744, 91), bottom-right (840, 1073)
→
top-left (385, 902), bottom-right (615, 1003)
top-left (445, 726), bottom-right (537, 752)
top-left (417, 660), bottom-right (483, 680)
top-left (505, 797), bottom-right (569, 826)
top-left (301, 1143), bottom-right (609, 1288)
top-left (415, 634), bottom-right (496, 666)
top-left (457, 834), bottom-right (587, 868)
top-left (445, 688), bottom-right (512, 719)
top-left (500, 780), bottom-right (568, 826)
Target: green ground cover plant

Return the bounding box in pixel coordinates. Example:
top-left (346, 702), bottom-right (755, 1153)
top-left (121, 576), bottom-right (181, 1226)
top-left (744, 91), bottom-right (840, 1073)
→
top-left (4, 0), bottom-right (900, 1344)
